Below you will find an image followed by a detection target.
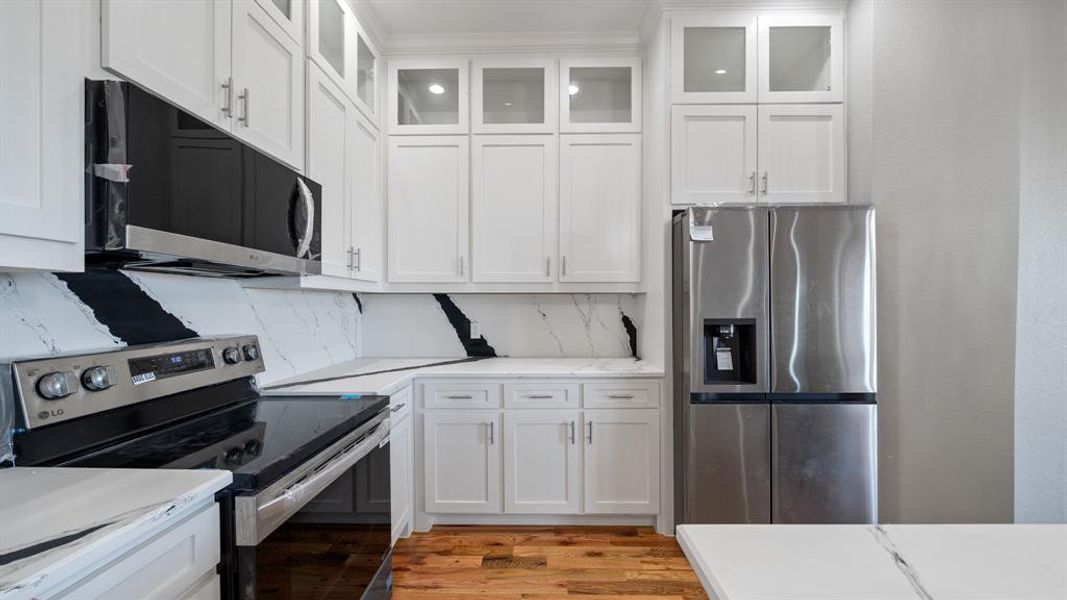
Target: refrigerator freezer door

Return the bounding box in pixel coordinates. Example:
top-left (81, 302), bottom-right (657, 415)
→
top-left (769, 206), bottom-right (876, 393)
top-left (771, 403), bottom-right (877, 523)
top-left (688, 207), bottom-right (770, 394)
top-left (687, 403), bottom-right (771, 523)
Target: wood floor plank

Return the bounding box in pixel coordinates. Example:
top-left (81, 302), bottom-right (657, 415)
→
top-left (393, 526), bottom-right (707, 600)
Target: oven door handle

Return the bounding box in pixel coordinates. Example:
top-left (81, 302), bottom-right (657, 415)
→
top-left (237, 416), bottom-right (389, 546)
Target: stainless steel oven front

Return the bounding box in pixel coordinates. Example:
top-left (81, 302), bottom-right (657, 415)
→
top-left (233, 410), bottom-right (392, 600)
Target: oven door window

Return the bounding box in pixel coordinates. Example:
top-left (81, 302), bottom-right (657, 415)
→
top-left (255, 440), bottom-right (391, 599)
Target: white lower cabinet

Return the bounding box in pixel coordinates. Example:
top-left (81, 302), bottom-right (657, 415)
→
top-left (583, 409), bottom-right (661, 514)
top-left (423, 411), bottom-right (502, 513)
top-left (390, 387), bottom-right (415, 541)
top-left (504, 410), bottom-right (581, 514)
top-left (58, 504), bottom-right (221, 599)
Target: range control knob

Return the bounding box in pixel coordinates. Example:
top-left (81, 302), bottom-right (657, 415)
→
top-left (222, 346), bottom-right (242, 365)
top-left (242, 344), bottom-right (259, 361)
top-left (244, 438), bottom-right (262, 457)
top-left (81, 366), bottom-right (114, 391)
top-left (37, 372), bottom-right (77, 400)
top-left (224, 446), bottom-right (244, 466)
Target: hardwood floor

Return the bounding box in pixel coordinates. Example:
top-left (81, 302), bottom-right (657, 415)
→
top-left (392, 526), bottom-right (707, 600)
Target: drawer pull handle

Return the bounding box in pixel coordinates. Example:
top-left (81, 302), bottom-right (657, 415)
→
top-left (607, 394), bottom-right (635, 399)
top-left (446, 394), bottom-right (474, 400)
top-left (526, 394), bottom-right (554, 399)
top-left (390, 403), bottom-right (406, 413)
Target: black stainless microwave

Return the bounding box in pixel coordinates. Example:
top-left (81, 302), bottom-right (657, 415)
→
top-left (85, 80), bottom-right (321, 277)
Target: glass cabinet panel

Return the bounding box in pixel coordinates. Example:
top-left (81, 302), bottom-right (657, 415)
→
top-left (683, 27), bottom-right (747, 93)
top-left (318, 0), bottom-right (345, 77)
top-left (270, 0), bottom-right (290, 18)
top-left (568, 66), bottom-right (631, 123)
top-left (768, 26), bottom-right (831, 92)
top-left (356, 33), bottom-right (376, 112)
top-left (396, 68), bottom-right (460, 126)
top-left (482, 68), bottom-right (544, 124)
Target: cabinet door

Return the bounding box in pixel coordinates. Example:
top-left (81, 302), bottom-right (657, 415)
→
top-left (387, 136), bottom-right (469, 283)
top-left (353, 25), bottom-right (381, 124)
top-left (388, 59), bottom-right (469, 135)
top-left (0, 0), bottom-right (85, 272)
top-left (307, 0), bottom-right (352, 97)
top-left (504, 411), bottom-right (581, 514)
top-left (349, 113), bottom-right (383, 282)
top-left (670, 13), bottom-right (757, 104)
top-left (471, 136), bottom-right (556, 283)
top-left (390, 412), bottom-right (414, 541)
top-left (232, 0), bottom-right (305, 169)
top-left (559, 134), bottom-right (641, 283)
top-left (757, 104), bottom-right (845, 204)
top-left (560, 58), bottom-right (641, 133)
top-left (583, 410), bottom-right (660, 514)
top-left (423, 411), bottom-right (501, 514)
top-left (102, 0), bottom-right (232, 130)
top-left (757, 13), bottom-right (844, 103)
top-left (472, 59), bottom-right (557, 134)
top-left (671, 105), bottom-right (758, 205)
top-left (254, 0), bottom-right (303, 44)
top-left (306, 64), bottom-right (351, 277)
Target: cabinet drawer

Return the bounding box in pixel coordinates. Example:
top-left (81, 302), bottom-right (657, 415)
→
top-left (583, 380), bottom-right (660, 409)
top-left (58, 503), bottom-right (220, 599)
top-left (504, 382), bottom-right (579, 408)
top-left (180, 573), bottom-right (221, 600)
top-left (423, 382), bottom-right (502, 409)
top-left (390, 385), bottom-right (414, 423)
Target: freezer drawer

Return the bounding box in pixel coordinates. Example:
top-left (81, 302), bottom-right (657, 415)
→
top-left (687, 403), bottom-right (771, 523)
top-left (771, 403), bottom-right (877, 524)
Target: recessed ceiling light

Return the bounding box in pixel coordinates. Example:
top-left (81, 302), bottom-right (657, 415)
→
top-left (568, 84), bottom-right (580, 96)
top-left (428, 83), bottom-right (445, 95)
top-left (504, 102), bottom-right (513, 107)
top-left (714, 69), bottom-right (727, 75)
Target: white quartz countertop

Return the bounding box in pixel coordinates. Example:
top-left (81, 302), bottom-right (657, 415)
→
top-left (264, 357), bottom-right (665, 396)
top-left (0, 467), bottom-right (232, 600)
top-left (677, 524), bottom-right (1067, 600)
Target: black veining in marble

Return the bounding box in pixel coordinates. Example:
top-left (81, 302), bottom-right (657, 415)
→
top-left (352, 293), bottom-right (363, 314)
top-left (0, 522), bottom-right (112, 566)
top-left (433, 294), bottom-right (497, 357)
top-left (869, 525), bottom-right (935, 600)
top-left (56, 268), bottom-right (199, 344)
top-left (620, 311), bottom-right (639, 358)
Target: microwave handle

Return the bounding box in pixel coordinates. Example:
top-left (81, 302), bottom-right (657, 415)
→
top-left (294, 178), bottom-right (315, 258)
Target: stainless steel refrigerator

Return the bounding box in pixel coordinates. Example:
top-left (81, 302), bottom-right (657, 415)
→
top-left (673, 205), bottom-right (877, 525)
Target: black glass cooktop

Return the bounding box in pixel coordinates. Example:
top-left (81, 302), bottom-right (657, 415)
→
top-left (57, 393), bottom-right (389, 492)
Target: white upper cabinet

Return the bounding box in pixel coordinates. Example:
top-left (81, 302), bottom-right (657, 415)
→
top-left (0, 0), bottom-right (85, 272)
top-left (757, 104), bottom-right (845, 203)
top-left (387, 136), bottom-right (470, 282)
top-left (471, 136), bottom-right (557, 283)
top-left (559, 134), bottom-right (641, 283)
top-left (758, 13), bottom-right (844, 103)
top-left (504, 411), bottom-right (581, 514)
top-left (102, 0), bottom-right (233, 130)
top-left (306, 64), bottom-right (351, 278)
top-left (353, 25), bottom-right (380, 123)
top-left (307, 0), bottom-right (379, 124)
top-left (671, 105), bottom-right (758, 205)
top-left (349, 112), bottom-right (382, 282)
top-left (671, 13), bottom-right (757, 104)
top-left (232, 0), bottom-right (304, 169)
top-left (560, 58), bottom-right (641, 133)
top-left (472, 59), bottom-right (557, 134)
top-left (583, 410), bottom-right (660, 515)
top-left (255, 0), bottom-right (302, 44)
top-left (388, 59), bottom-right (469, 134)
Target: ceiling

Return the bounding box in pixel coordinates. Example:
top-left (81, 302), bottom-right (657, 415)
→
top-left (366, 0), bottom-right (653, 35)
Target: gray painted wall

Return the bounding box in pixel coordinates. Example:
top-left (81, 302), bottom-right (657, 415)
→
top-left (849, 0), bottom-right (1067, 523)
top-left (1013, 0), bottom-right (1067, 524)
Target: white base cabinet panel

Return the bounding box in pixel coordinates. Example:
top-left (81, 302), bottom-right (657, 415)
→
top-left (583, 410), bottom-right (661, 515)
top-left (504, 411), bottom-right (581, 514)
top-left (390, 387), bottom-right (415, 542)
top-left (423, 411), bottom-right (502, 514)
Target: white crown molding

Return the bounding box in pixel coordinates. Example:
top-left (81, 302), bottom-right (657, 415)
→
top-left (383, 31), bottom-right (643, 57)
top-left (657, 0), bottom-right (847, 9)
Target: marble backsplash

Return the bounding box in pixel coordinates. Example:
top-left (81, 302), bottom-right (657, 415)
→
top-left (1, 270), bottom-right (641, 386)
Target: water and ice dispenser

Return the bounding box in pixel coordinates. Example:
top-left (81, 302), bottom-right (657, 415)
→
top-left (703, 319), bottom-right (757, 385)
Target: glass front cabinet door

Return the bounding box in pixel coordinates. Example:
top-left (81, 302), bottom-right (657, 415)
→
top-left (307, 0), bottom-right (379, 124)
top-left (671, 13), bottom-right (757, 104)
top-left (256, 0), bottom-right (304, 44)
top-left (758, 13), bottom-right (844, 103)
top-left (472, 59), bottom-right (557, 134)
top-left (560, 58), bottom-right (641, 133)
top-left (388, 59), bottom-right (469, 134)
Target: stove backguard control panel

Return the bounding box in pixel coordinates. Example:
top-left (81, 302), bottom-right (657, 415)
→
top-left (8, 336), bottom-right (265, 430)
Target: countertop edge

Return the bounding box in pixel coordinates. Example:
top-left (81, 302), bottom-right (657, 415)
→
top-left (676, 526), bottom-right (731, 600)
top-left (0, 470), bottom-right (232, 600)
